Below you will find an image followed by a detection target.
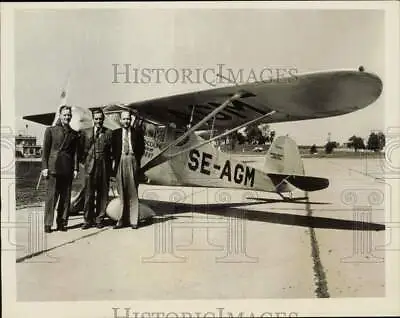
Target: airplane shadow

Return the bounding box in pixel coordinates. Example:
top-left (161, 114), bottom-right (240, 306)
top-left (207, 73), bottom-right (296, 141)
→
top-left (140, 199), bottom-right (267, 215)
top-left (140, 199), bottom-right (385, 232)
top-left (66, 213), bottom-right (177, 230)
top-left (246, 197), bottom-right (331, 205)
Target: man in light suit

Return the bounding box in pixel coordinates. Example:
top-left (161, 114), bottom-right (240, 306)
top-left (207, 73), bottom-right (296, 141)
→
top-left (111, 110), bottom-right (146, 229)
top-left (41, 105), bottom-right (79, 233)
top-left (79, 109), bottom-right (113, 229)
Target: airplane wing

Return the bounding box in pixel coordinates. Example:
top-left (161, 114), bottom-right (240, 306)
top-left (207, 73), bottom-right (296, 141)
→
top-left (23, 69), bottom-right (382, 130)
top-left (23, 112), bottom-right (59, 126)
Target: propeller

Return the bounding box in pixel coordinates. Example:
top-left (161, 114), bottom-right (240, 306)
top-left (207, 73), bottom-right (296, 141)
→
top-left (64, 106), bottom-right (122, 132)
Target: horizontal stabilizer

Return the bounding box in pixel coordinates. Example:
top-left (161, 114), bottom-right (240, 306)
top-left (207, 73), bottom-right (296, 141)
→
top-left (267, 173), bottom-right (329, 192)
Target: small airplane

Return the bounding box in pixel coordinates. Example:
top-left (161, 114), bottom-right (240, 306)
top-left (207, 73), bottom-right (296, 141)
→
top-left (23, 67), bottom-right (383, 215)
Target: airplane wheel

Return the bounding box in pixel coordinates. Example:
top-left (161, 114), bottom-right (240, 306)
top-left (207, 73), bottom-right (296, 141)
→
top-left (106, 198), bottom-right (156, 221)
top-left (106, 197), bottom-right (123, 221)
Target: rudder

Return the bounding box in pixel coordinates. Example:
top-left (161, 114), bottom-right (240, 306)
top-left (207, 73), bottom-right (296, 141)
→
top-left (264, 135), bottom-right (304, 175)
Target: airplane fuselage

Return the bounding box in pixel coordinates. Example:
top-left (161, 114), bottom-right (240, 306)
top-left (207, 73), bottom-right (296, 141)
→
top-left (142, 131), bottom-right (278, 193)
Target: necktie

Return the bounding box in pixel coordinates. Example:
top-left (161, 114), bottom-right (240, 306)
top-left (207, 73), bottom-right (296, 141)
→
top-left (123, 129), bottom-right (129, 154)
top-left (95, 128), bottom-right (100, 139)
top-left (93, 128), bottom-right (99, 155)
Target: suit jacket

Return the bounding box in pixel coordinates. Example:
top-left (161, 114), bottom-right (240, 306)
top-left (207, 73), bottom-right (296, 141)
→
top-left (42, 121), bottom-right (79, 177)
top-left (111, 126), bottom-right (145, 177)
top-left (79, 126), bottom-right (112, 176)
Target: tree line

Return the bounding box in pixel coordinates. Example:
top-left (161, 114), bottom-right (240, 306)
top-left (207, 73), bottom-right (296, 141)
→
top-left (217, 123), bottom-right (386, 155)
top-left (322, 131), bottom-right (385, 154)
top-left (218, 123), bottom-right (276, 149)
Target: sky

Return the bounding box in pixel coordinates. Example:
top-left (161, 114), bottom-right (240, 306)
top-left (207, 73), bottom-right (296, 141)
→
top-left (13, 7), bottom-right (385, 146)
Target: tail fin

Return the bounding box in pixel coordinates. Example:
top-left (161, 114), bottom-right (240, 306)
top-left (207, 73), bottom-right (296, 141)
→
top-left (52, 73), bottom-right (71, 126)
top-left (264, 136), bottom-right (329, 192)
top-left (264, 135), bottom-right (304, 175)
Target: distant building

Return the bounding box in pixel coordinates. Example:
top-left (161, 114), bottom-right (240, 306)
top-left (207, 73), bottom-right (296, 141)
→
top-left (15, 134), bottom-right (42, 158)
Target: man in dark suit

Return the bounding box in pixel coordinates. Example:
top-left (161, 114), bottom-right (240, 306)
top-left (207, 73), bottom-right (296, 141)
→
top-left (41, 105), bottom-right (79, 233)
top-left (79, 109), bottom-right (113, 229)
top-left (111, 110), bottom-right (146, 229)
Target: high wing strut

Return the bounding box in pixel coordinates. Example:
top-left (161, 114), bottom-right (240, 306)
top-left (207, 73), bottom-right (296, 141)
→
top-left (188, 105), bottom-right (196, 129)
top-left (164, 110), bottom-right (277, 160)
top-left (139, 109), bottom-right (276, 174)
top-left (140, 92), bottom-right (244, 172)
top-left (210, 113), bottom-right (217, 139)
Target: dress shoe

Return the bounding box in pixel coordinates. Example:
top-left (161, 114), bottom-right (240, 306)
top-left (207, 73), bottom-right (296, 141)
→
top-left (131, 224), bottom-right (139, 229)
top-left (113, 223), bottom-right (124, 229)
top-left (57, 225), bottom-right (67, 232)
top-left (96, 223), bottom-right (104, 229)
top-left (44, 225), bottom-right (52, 233)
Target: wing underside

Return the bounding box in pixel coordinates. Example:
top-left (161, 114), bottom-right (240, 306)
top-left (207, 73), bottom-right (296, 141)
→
top-left (23, 70), bottom-right (382, 129)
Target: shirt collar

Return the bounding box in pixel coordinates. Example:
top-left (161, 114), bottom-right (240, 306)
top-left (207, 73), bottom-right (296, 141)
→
top-left (94, 126), bottom-right (103, 134)
top-left (61, 123), bottom-right (71, 132)
top-left (56, 120), bottom-right (69, 129)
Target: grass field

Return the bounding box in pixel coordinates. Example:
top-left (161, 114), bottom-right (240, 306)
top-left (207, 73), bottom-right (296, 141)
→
top-left (220, 144), bottom-right (385, 159)
top-left (300, 150), bottom-right (385, 159)
top-left (15, 161), bottom-right (84, 208)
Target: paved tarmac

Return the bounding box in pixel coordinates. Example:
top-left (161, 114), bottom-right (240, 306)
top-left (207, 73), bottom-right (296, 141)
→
top-left (14, 158), bottom-right (386, 301)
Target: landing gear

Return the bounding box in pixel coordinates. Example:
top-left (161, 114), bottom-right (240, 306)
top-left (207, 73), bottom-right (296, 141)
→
top-left (277, 192), bottom-right (309, 202)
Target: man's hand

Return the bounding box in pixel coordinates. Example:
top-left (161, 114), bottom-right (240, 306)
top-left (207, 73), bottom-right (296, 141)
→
top-left (73, 170), bottom-right (78, 179)
top-left (42, 169), bottom-right (48, 177)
